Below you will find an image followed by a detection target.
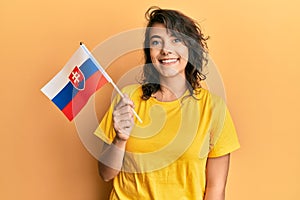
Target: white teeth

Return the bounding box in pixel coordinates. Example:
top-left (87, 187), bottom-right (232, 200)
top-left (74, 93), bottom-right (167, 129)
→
top-left (161, 59), bottom-right (178, 63)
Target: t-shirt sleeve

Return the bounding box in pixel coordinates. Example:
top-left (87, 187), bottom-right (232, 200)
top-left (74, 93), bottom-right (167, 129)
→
top-left (94, 95), bottom-right (120, 144)
top-left (208, 98), bottom-right (240, 158)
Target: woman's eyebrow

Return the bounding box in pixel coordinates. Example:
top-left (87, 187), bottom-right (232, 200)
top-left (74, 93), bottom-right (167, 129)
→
top-left (150, 35), bottom-right (162, 40)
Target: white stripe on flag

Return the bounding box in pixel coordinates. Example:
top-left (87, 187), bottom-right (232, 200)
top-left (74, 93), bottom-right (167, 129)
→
top-left (41, 47), bottom-right (89, 99)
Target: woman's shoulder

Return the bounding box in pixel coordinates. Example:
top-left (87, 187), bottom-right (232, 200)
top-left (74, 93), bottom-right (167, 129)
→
top-left (194, 87), bottom-right (225, 106)
top-left (121, 84), bottom-right (143, 98)
top-left (194, 87), bottom-right (211, 99)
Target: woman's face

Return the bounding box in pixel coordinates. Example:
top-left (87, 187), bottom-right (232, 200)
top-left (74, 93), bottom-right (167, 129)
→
top-left (149, 23), bottom-right (189, 78)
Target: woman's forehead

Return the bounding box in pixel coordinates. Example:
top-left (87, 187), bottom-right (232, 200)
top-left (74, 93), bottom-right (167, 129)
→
top-left (149, 23), bottom-right (178, 38)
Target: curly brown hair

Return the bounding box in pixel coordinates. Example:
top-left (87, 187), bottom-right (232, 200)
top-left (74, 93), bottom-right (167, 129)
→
top-left (141, 6), bottom-right (209, 100)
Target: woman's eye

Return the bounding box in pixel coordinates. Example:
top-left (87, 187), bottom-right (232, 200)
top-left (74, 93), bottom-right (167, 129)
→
top-left (173, 38), bottom-right (181, 43)
top-left (151, 40), bottom-right (160, 46)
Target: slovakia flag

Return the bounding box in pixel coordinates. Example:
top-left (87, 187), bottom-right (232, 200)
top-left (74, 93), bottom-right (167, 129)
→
top-left (41, 45), bottom-right (108, 121)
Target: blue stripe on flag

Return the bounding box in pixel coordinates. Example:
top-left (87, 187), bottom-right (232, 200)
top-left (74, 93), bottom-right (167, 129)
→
top-left (52, 58), bottom-right (99, 110)
top-left (81, 58), bottom-right (99, 78)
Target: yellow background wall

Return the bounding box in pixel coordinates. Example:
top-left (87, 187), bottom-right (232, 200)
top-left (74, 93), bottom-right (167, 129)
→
top-left (1, 0), bottom-right (299, 199)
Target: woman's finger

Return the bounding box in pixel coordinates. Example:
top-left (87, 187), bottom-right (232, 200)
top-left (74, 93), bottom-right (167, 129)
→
top-left (114, 94), bottom-right (134, 110)
top-left (113, 107), bottom-right (133, 119)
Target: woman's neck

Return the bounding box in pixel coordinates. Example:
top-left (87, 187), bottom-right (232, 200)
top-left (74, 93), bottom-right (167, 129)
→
top-left (153, 75), bottom-right (188, 102)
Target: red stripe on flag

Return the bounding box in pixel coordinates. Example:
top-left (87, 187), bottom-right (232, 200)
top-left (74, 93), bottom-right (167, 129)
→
top-left (62, 71), bottom-right (108, 121)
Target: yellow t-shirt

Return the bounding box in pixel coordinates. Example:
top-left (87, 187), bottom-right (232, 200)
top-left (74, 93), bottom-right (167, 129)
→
top-left (94, 84), bottom-right (240, 200)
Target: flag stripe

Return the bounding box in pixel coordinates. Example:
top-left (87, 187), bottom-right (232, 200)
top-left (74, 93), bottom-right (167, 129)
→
top-left (41, 47), bottom-right (89, 99)
top-left (52, 58), bottom-right (99, 110)
top-left (61, 71), bottom-right (108, 120)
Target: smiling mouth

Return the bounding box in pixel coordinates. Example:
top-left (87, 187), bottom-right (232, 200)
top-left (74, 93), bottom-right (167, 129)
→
top-left (159, 58), bottom-right (179, 64)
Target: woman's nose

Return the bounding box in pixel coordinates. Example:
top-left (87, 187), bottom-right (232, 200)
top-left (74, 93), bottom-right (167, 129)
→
top-left (161, 41), bottom-right (174, 55)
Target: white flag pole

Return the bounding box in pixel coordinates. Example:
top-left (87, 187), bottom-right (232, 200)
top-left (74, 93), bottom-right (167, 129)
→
top-left (80, 42), bottom-right (143, 123)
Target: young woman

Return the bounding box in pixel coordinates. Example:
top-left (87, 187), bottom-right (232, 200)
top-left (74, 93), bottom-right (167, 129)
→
top-left (95, 6), bottom-right (240, 200)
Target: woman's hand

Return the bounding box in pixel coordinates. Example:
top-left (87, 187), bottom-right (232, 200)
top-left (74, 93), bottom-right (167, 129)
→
top-left (113, 94), bottom-right (135, 141)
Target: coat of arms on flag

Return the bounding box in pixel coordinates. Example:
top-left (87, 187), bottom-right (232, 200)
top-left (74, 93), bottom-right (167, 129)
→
top-left (69, 66), bottom-right (85, 90)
